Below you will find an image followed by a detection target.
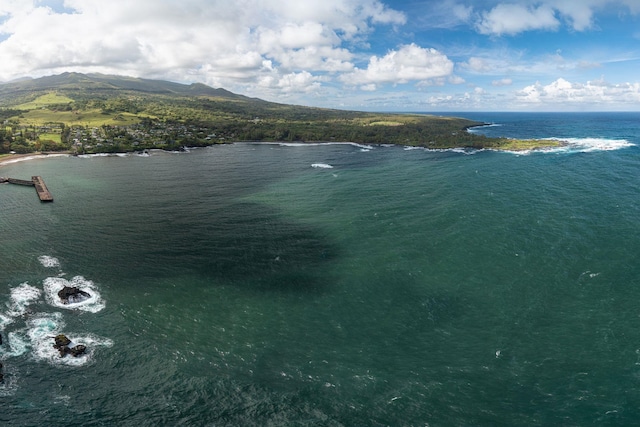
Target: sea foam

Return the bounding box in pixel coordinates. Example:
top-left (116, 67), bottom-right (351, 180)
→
top-left (43, 276), bottom-right (106, 313)
top-left (6, 283), bottom-right (42, 317)
top-left (0, 312), bottom-right (13, 330)
top-left (1, 331), bottom-right (30, 358)
top-left (498, 137), bottom-right (635, 155)
top-left (311, 163), bottom-right (334, 169)
top-left (27, 314), bottom-right (113, 367)
top-left (0, 153), bottom-right (68, 166)
top-left (271, 141), bottom-right (375, 150)
top-left (560, 137), bottom-right (634, 152)
top-left (403, 146), bottom-right (483, 155)
top-left (38, 255), bottom-right (61, 268)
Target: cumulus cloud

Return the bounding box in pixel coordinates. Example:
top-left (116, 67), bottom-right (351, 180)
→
top-left (476, 3), bottom-right (560, 35)
top-left (0, 0), bottom-right (405, 95)
top-left (340, 43), bottom-right (454, 88)
top-left (517, 77), bottom-right (640, 105)
top-left (277, 71), bottom-right (323, 93)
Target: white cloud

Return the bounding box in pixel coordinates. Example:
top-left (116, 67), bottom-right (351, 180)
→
top-left (463, 57), bottom-right (497, 73)
top-left (553, 0), bottom-right (597, 31)
top-left (555, 0), bottom-right (640, 30)
top-left (517, 77), bottom-right (640, 105)
top-left (492, 78), bottom-right (513, 86)
top-left (461, 50), bottom-right (602, 78)
top-left (276, 71), bottom-right (323, 93)
top-left (410, 0), bottom-right (473, 30)
top-left (341, 43), bottom-right (453, 87)
top-left (474, 1), bottom-right (640, 36)
top-left (0, 0), bottom-right (404, 93)
top-left (476, 3), bottom-right (560, 35)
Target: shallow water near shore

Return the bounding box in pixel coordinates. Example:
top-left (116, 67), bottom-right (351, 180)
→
top-left (2, 113), bottom-right (640, 425)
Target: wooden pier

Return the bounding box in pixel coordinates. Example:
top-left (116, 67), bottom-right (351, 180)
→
top-left (0, 176), bottom-right (53, 202)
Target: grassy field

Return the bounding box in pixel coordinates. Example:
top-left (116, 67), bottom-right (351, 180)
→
top-left (351, 114), bottom-right (424, 126)
top-left (38, 132), bottom-right (62, 143)
top-left (15, 93), bottom-right (74, 110)
top-left (493, 138), bottom-right (562, 151)
top-left (17, 109), bottom-right (141, 126)
top-left (367, 121), bottom-right (404, 126)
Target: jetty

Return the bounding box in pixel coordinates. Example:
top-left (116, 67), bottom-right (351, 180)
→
top-left (0, 176), bottom-right (53, 202)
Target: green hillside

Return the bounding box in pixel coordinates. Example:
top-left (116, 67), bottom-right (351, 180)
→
top-left (0, 73), bottom-right (558, 155)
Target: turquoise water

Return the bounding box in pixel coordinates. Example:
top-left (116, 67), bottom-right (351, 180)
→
top-left (2, 113), bottom-right (640, 425)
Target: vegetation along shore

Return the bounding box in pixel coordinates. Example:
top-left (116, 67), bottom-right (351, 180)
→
top-left (0, 73), bottom-right (560, 156)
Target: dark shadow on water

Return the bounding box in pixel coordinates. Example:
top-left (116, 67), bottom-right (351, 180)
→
top-left (54, 201), bottom-right (339, 294)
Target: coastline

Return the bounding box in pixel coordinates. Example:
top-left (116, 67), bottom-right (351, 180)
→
top-left (0, 152), bottom-right (72, 168)
top-left (0, 138), bottom-right (564, 168)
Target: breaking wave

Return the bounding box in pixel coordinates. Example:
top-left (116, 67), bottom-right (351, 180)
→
top-left (27, 314), bottom-right (113, 367)
top-left (43, 276), bottom-right (105, 313)
top-left (6, 283), bottom-right (42, 318)
top-left (0, 255), bottom-right (112, 393)
top-left (269, 142), bottom-right (375, 150)
top-left (0, 154), bottom-right (69, 166)
top-left (497, 137), bottom-right (635, 155)
top-left (555, 137), bottom-right (634, 152)
top-left (38, 255), bottom-right (61, 268)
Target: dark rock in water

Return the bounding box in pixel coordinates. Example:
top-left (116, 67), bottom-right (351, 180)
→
top-left (57, 286), bottom-right (91, 304)
top-left (52, 334), bottom-right (88, 358)
top-left (53, 334), bottom-right (71, 357)
top-left (0, 332), bottom-right (2, 345)
top-left (68, 345), bottom-right (87, 357)
top-left (53, 334), bottom-right (71, 348)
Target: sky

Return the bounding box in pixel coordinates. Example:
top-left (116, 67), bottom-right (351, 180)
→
top-left (1, 0), bottom-right (640, 111)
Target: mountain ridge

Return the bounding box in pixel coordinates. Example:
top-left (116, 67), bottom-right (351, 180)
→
top-left (0, 72), bottom-right (250, 105)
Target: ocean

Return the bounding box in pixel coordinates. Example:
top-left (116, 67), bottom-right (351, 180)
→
top-left (1, 112), bottom-right (639, 425)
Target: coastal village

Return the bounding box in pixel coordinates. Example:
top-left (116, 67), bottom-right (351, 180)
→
top-left (1, 119), bottom-right (226, 155)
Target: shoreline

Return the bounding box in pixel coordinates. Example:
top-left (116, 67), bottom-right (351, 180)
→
top-left (0, 152), bottom-right (72, 168)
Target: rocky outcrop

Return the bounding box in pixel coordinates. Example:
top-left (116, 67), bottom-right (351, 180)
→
top-left (54, 334), bottom-right (71, 348)
top-left (57, 286), bottom-right (91, 304)
top-left (52, 334), bottom-right (87, 358)
top-left (68, 345), bottom-right (87, 357)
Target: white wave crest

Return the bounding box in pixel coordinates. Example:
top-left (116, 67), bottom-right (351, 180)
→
top-left (38, 255), bottom-right (61, 268)
top-left (467, 124), bottom-right (502, 133)
top-left (1, 331), bottom-right (31, 358)
top-left (560, 137), bottom-right (634, 152)
top-left (27, 314), bottom-right (113, 367)
top-left (6, 283), bottom-right (42, 317)
top-left (498, 137), bottom-right (635, 155)
top-left (0, 312), bottom-right (13, 330)
top-left (43, 276), bottom-right (106, 313)
top-left (77, 153), bottom-right (121, 158)
top-left (0, 153), bottom-right (69, 166)
top-left (311, 163), bottom-right (333, 169)
top-left (403, 146), bottom-right (483, 155)
top-left (269, 141), bottom-right (375, 150)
